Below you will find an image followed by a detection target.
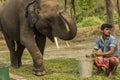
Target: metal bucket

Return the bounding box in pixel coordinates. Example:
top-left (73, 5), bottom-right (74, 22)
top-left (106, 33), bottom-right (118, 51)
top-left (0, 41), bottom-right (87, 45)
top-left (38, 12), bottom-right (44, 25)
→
top-left (77, 58), bottom-right (93, 78)
top-left (0, 64), bottom-right (10, 80)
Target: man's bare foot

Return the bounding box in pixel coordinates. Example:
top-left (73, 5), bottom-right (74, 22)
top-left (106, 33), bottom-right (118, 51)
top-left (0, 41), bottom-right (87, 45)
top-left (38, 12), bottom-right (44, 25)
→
top-left (108, 72), bottom-right (113, 79)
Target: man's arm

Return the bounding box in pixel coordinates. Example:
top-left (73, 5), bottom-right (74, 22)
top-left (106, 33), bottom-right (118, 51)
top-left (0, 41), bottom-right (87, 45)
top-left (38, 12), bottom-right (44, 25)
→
top-left (93, 47), bottom-right (115, 56)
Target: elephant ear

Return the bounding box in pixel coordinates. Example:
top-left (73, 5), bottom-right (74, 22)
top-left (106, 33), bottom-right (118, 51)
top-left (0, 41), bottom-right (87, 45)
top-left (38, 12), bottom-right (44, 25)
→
top-left (25, 0), bottom-right (40, 27)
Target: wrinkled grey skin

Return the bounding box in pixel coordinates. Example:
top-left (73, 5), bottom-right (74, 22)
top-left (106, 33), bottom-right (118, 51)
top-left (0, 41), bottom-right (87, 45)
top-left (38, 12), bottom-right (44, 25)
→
top-left (0, 0), bottom-right (77, 76)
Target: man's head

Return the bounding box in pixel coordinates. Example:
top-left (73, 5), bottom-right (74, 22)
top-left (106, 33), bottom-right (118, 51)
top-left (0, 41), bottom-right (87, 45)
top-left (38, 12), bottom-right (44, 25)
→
top-left (100, 24), bottom-right (112, 36)
top-left (101, 24), bottom-right (112, 30)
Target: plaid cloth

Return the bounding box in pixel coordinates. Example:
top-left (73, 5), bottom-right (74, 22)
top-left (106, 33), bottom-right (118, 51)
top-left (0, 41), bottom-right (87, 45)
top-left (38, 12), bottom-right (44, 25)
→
top-left (94, 56), bottom-right (119, 69)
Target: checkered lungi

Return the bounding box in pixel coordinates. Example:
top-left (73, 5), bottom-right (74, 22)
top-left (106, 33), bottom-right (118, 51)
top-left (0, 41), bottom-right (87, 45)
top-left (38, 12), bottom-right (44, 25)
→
top-left (94, 56), bottom-right (119, 69)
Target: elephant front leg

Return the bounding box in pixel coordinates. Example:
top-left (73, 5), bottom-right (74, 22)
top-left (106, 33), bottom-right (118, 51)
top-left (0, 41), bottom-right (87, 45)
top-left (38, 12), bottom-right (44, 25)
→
top-left (21, 37), bottom-right (46, 76)
top-left (20, 26), bottom-right (45, 76)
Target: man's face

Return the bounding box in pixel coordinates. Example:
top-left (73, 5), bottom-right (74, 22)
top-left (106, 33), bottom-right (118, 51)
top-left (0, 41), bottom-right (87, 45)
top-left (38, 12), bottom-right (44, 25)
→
top-left (102, 28), bottom-right (111, 36)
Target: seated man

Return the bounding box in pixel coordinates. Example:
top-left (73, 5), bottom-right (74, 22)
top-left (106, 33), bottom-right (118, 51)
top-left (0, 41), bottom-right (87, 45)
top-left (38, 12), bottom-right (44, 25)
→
top-left (93, 24), bottom-right (119, 78)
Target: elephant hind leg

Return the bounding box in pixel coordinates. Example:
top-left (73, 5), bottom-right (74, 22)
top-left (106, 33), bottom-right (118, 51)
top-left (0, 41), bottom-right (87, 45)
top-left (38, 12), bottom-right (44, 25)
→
top-left (2, 32), bottom-right (18, 67)
top-left (16, 41), bottom-right (25, 67)
top-left (10, 41), bottom-right (25, 68)
top-left (4, 39), bottom-right (18, 67)
top-left (3, 34), bottom-right (24, 67)
top-left (8, 41), bottom-right (18, 67)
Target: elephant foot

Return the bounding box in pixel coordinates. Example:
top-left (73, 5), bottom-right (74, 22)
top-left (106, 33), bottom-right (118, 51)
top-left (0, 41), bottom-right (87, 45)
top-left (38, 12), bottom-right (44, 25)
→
top-left (32, 70), bottom-right (46, 76)
top-left (11, 64), bottom-right (20, 68)
top-left (11, 57), bottom-right (22, 68)
top-left (32, 65), bottom-right (46, 76)
top-left (18, 62), bottom-right (22, 66)
top-left (11, 62), bottom-right (22, 68)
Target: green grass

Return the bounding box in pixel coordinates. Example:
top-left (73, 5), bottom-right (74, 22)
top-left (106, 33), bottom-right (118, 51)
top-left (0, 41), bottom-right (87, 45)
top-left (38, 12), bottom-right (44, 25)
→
top-left (0, 49), bottom-right (120, 80)
top-left (8, 57), bottom-right (120, 80)
top-left (9, 58), bottom-right (79, 80)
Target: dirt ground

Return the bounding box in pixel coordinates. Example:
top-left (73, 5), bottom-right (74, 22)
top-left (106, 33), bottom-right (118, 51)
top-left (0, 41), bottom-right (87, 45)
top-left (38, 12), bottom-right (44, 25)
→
top-left (44, 38), bottom-right (94, 60)
top-left (44, 26), bottom-right (120, 60)
top-left (0, 26), bottom-right (120, 60)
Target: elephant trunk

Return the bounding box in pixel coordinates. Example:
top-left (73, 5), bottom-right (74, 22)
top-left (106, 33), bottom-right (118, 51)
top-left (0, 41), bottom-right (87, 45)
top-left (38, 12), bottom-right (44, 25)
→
top-left (59, 12), bottom-right (77, 40)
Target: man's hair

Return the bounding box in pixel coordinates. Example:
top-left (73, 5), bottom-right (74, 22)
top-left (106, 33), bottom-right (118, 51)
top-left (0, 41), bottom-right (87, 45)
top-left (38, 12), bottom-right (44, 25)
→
top-left (100, 24), bottom-right (112, 30)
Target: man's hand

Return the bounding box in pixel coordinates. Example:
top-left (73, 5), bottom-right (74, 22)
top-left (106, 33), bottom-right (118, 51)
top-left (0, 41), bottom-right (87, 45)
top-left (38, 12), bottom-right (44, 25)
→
top-left (93, 47), bottom-right (114, 56)
top-left (93, 49), bottom-right (103, 56)
top-left (94, 51), bottom-right (102, 56)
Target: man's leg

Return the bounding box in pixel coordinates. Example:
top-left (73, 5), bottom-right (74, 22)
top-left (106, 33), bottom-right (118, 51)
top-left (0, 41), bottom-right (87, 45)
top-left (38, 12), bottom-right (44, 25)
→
top-left (94, 57), bottom-right (103, 74)
top-left (108, 57), bottom-right (119, 78)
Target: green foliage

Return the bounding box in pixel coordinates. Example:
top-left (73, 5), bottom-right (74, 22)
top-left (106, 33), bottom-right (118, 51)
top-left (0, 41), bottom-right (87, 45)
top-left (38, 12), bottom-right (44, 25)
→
top-left (77, 16), bottom-right (103, 27)
top-left (0, 0), bottom-right (4, 4)
top-left (75, 0), bottom-right (106, 23)
top-left (59, 0), bottom-right (119, 27)
top-left (114, 11), bottom-right (119, 24)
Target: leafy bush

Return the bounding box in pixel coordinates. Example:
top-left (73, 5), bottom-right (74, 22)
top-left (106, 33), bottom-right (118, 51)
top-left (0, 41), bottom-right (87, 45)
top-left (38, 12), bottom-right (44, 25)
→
top-left (77, 16), bottom-right (103, 27)
top-left (114, 11), bottom-right (118, 24)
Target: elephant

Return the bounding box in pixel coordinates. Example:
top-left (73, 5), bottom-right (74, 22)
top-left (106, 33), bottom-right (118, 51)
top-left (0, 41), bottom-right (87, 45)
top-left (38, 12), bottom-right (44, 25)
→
top-left (0, 0), bottom-right (77, 76)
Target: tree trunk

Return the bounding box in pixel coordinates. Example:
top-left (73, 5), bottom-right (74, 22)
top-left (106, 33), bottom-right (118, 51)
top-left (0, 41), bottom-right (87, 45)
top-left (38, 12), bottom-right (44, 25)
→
top-left (64, 0), bottom-right (67, 12)
top-left (70, 0), bottom-right (76, 21)
top-left (64, 0), bottom-right (76, 20)
top-left (105, 0), bottom-right (114, 35)
top-left (117, 0), bottom-right (120, 30)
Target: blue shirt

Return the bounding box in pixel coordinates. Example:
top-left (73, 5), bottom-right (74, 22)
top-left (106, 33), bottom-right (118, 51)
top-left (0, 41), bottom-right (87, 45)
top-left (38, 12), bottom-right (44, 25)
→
top-left (94, 35), bottom-right (119, 57)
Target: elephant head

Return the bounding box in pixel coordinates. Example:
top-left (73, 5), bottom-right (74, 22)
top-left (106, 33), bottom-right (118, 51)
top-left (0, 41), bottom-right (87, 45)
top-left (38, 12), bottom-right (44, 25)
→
top-left (26, 0), bottom-right (77, 42)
